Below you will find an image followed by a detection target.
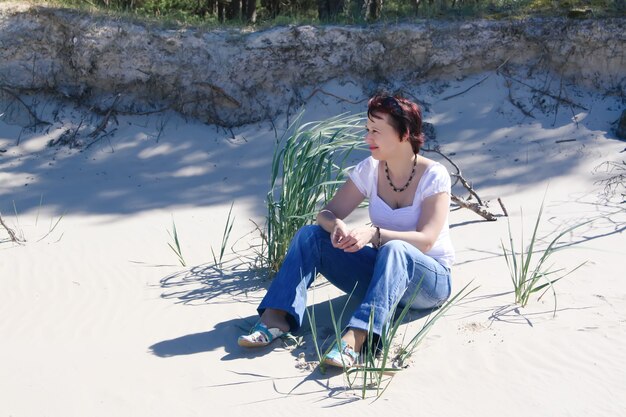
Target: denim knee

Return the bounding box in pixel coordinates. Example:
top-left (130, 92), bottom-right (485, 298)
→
top-left (378, 239), bottom-right (416, 258)
top-left (293, 224), bottom-right (326, 244)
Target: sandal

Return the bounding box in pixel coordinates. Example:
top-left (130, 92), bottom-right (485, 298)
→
top-left (323, 340), bottom-right (359, 369)
top-left (238, 322), bottom-right (286, 348)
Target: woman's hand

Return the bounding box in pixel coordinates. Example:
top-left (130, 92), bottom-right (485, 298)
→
top-left (333, 225), bottom-right (376, 253)
top-left (330, 219), bottom-right (350, 248)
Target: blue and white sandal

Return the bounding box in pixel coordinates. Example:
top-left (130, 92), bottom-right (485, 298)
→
top-left (238, 322), bottom-right (286, 347)
top-left (323, 340), bottom-right (359, 369)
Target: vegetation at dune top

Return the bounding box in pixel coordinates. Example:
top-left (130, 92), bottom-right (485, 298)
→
top-left (20, 0), bottom-right (626, 29)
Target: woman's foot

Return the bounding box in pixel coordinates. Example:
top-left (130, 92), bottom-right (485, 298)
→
top-left (341, 328), bottom-right (367, 353)
top-left (323, 340), bottom-right (359, 368)
top-left (259, 308), bottom-right (290, 333)
top-left (238, 322), bottom-right (286, 347)
top-left (323, 328), bottom-right (368, 369)
top-left (237, 309), bottom-right (291, 348)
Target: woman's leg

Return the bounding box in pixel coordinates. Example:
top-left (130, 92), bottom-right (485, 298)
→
top-left (345, 240), bottom-right (452, 346)
top-left (257, 225), bottom-right (378, 333)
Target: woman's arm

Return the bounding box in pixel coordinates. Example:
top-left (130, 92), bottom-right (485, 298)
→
top-left (316, 178), bottom-right (365, 229)
top-left (379, 192), bottom-right (450, 253)
top-left (316, 179), bottom-right (374, 251)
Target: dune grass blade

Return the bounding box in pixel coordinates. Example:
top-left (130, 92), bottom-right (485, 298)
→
top-left (36, 212), bottom-right (65, 242)
top-left (503, 196), bottom-right (592, 315)
top-left (263, 112), bottom-right (366, 276)
top-left (342, 278), bottom-right (477, 399)
top-left (211, 201), bottom-right (235, 268)
top-left (304, 301), bottom-right (323, 369)
top-left (167, 216), bottom-right (186, 267)
top-left (326, 291), bottom-right (356, 381)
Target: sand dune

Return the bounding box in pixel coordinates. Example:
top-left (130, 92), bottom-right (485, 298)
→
top-left (1, 72), bottom-right (625, 415)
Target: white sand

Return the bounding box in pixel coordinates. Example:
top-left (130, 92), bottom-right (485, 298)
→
top-left (1, 73), bottom-right (625, 416)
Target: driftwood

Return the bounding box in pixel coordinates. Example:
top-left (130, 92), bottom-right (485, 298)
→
top-left (0, 213), bottom-right (24, 245)
top-left (423, 147), bottom-right (501, 221)
top-left (451, 195), bottom-right (497, 221)
top-left (498, 197), bottom-right (509, 217)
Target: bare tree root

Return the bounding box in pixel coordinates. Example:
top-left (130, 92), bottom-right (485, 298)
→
top-left (304, 88), bottom-right (368, 104)
top-left (498, 71), bottom-right (588, 111)
top-left (505, 79), bottom-right (535, 118)
top-left (0, 213), bottom-right (25, 245)
top-left (0, 85), bottom-right (51, 128)
top-left (440, 57), bottom-right (511, 102)
top-left (88, 94), bottom-right (121, 139)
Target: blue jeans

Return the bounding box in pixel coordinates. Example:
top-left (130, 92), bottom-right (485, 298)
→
top-left (257, 225), bottom-right (452, 336)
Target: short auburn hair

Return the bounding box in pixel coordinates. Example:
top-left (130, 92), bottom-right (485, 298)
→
top-left (367, 94), bottom-right (426, 154)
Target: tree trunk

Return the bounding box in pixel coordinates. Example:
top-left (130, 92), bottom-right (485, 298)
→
top-left (228, 0), bottom-right (242, 20)
top-left (207, 0), bottom-right (216, 15)
top-left (262, 0), bottom-right (280, 18)
top-left (413, 0), bottom-right (421, 13)
top-left (364, 0), bottom-right (382, 21)
top-left (244, 0), bottom-right (257, 23)
top-left (318, 0), bottom-right (345, 20)
top-left (217, 1), bottom-right (227, 22)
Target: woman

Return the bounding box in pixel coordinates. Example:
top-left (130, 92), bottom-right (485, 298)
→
top-left (238, 94), bottom-right (455, 368)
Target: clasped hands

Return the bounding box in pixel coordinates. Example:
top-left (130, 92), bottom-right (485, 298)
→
top-left (331, 219), bottom-right (376, 253)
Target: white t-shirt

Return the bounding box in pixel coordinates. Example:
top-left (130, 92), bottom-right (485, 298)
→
top-left (349, 157), bottom-right (455, 269)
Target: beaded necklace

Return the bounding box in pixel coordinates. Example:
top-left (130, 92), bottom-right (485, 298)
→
top-left (384, 154), bottom-right (417, 193)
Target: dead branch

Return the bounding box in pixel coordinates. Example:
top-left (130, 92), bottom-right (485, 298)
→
top-left (505, 79), bottom-right (535, 118)
top-left (498, 72), bottom-right (588, 111)
top-left (422, 147), bottom-right (484, 205)
top-left (0, 213), bottom-right (25, 245)
top-left (422, 146), bottom-right (500, 221)
top-left (0, 85), bottom-right (51, 127)
top-left (304, 88), bottom-right (368, 105)
top-left (451, 195), bottom-right (497, 221)
top-left (84, 128), bottom-right (117, 151)
top-left (88, 94), bottom-right (121, 139)
top-left (498, 197), bottom-right (508, 217)
top-left (441, 57), bottom-right (511, 101)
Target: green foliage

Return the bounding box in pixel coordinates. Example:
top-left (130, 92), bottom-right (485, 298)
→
top-left (345, 281), bottom-right (476, 399)
top-left (260, 112), bottom-right (365, 276)
top-left (34, 0), bottom-right (624, 29)
top-left (501, 197), bottom-right (591, 315)
top-left (167, 215), bottom-right (186, 267)
top-left (210, 201), bottom-right (236, 269)
top-left (309, 279), bottom-right (477, 399)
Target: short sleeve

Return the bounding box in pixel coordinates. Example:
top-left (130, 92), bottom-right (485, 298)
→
top-left (421, 163), bottom-right (451, 199)
top-left (348, 157), bottom-right (375, 198)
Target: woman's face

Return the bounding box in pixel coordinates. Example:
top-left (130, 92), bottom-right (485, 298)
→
top-left (365, 112), bottom-right (404, 161)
